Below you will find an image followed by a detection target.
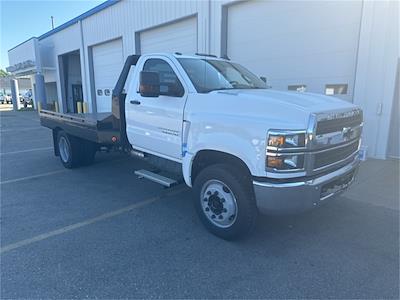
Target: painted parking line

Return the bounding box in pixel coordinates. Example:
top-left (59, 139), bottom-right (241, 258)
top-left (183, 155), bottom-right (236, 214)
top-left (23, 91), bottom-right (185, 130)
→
top-left (0, 157), bottom-right (129, 185)
top-left (0, 169), bottom-right (68, 185)
top-left (0, 126), bottom-right (45, 133)
top-left (0, 147), bottom-right (53, 156)
top-left (0, 186), bottom-right (186, 255)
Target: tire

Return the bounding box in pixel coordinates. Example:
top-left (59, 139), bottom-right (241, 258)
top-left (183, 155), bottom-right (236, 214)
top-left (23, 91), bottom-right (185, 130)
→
top-left (193, 164), bottom-right (258, 240)
top-left (80, 140), bottom-right (97, 166)
top-left (57, 131), bottom-right (81, 169)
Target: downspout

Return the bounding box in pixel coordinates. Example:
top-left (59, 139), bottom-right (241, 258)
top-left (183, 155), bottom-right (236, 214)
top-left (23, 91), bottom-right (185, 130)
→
top-left (208, 0), bottom-right (211, 54)
top-left (33, 37), bottom-right (47, 109)
top-left (79, 20), bottom-right (89, 112)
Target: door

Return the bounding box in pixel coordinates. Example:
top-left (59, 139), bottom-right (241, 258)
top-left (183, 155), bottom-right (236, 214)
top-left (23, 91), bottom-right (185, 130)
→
top-left (92, 39), bottom-right (124, 112)
top-left (226, 0), bottom-right (362, 101)
top-left (126, 57), bottom-right (187, 160)
top-left (72, 84), bottom-right (83, 113)
top-left (140, 17), bottom-right (197, 54)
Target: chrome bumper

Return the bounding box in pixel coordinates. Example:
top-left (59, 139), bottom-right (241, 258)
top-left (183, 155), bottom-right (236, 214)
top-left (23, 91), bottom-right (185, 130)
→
top-left (253, 158), bottom-right (360, 215)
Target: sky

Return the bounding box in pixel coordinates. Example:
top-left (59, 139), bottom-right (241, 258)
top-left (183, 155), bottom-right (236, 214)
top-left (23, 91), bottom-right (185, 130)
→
top-left (0, 0), bottom-right (104, 70)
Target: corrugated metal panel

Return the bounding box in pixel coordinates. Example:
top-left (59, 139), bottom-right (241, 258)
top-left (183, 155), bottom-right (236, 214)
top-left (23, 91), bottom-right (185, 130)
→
top-left (92, 38), bottom-right (124, 112)
top-left (226, 0), bottom-right (362, 102)
top-left (140, 17), bottom-right (198, 54)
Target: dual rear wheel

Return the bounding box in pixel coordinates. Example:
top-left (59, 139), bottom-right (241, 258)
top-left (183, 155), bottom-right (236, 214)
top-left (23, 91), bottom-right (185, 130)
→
top-left (57, 131), bottom-right (97, 169)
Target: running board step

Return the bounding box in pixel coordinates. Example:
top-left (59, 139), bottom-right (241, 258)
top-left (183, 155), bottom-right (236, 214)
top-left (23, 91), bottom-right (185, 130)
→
top-left (134, 169), bottom-right (177, 187)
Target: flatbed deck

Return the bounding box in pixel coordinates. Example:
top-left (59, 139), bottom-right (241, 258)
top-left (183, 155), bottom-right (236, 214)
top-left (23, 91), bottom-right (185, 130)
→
top-left (40, 109), bottom-right (121, 145)
top-left (39, 55), bottom-right (140, 148)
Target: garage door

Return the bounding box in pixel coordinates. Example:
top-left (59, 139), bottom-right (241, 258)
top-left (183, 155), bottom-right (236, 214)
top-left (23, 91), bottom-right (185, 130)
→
top-left (92, 39), bottom-right (123, 112)
top-left (140, 17), bottom-right (197, 54)
top-left (227, 1), bottom-right (362, 102)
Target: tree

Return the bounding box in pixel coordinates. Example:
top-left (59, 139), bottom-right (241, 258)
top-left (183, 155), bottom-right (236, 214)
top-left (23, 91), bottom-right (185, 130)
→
top-left (0, 69), bottom-right (9, 77)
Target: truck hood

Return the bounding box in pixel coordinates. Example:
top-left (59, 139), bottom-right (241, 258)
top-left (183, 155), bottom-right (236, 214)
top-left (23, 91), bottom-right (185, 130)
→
top-left (188, 88), bottom-right (359, 130)
top-left (214, 89), bottom-right (355, 114)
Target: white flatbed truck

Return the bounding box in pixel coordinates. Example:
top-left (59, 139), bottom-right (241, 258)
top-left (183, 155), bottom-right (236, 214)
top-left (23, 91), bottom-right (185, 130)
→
top-left (40, 53), bottom-right (363, 239)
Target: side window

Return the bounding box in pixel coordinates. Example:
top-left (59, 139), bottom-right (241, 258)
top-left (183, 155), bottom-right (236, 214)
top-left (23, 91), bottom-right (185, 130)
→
top-left (143, 58), bottom-right (184, 97)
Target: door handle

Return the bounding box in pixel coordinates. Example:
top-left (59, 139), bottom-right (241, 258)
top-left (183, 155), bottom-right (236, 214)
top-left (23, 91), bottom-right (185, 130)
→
top-left (130, 100), bottom-right (141, 105)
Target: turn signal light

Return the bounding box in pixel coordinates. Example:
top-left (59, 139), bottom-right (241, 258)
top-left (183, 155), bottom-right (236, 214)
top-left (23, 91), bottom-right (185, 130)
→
top-left (267, 156), bottom-right (283, 168)
top-left (268, 135), bottom-right (285, 147)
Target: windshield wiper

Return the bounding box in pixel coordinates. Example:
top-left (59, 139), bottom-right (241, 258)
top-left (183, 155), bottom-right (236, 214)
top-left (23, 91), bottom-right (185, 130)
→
top-left (203, 87), bottom-right (236, 93)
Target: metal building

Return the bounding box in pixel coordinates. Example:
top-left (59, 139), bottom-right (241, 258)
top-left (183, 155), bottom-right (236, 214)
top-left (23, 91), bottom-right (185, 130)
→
top-left (6, 0), bottom-right (399, 159)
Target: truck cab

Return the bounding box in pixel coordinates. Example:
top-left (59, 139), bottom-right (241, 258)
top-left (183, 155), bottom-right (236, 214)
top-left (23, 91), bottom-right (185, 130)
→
top-left (40, 53), bottom-right (363, 239)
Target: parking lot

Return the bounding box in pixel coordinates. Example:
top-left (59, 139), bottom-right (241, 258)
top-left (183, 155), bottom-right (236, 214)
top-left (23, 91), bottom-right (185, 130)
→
top-left (1, 109), bottom-right (399, 299)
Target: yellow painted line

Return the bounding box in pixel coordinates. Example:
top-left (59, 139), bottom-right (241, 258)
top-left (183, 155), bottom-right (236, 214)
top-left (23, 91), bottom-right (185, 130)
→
top-left (0, 187), bottom-right (186, 254)
top-left (0, 169), bottom-right (67, 185)
top-left (0, 147), bottom-right (53, 156)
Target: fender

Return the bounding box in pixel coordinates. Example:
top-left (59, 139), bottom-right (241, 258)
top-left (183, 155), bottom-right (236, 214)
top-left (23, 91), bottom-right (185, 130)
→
top-left (181, 132), bottom-right (266, 187)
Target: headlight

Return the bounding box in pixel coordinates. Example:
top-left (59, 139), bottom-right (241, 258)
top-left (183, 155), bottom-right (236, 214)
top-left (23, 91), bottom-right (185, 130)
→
top-left (266, 130), bottom-right (307, 172)
top-left (267, 132), bottom-right (306, 149)
top-left (267, 154), bottom-right (305, 170)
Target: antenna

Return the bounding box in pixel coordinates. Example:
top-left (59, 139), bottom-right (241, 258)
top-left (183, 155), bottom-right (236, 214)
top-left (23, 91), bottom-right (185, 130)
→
top-left (51, 16), bottom-right (54, 29)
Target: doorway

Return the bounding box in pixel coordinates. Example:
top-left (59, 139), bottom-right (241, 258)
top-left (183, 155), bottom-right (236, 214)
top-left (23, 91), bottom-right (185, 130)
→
top-left (72, 84), bottom-right (83, 111)
top-left (58, 50), bottom-right (82, 113)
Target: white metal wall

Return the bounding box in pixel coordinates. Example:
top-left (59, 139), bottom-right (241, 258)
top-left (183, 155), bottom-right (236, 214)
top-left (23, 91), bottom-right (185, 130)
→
top-left (226, 0), bottom-right (362, 102)
top-left (139, 17), bottom-right (198, 54)
top-left (92, 39), bottom-right (124, 112)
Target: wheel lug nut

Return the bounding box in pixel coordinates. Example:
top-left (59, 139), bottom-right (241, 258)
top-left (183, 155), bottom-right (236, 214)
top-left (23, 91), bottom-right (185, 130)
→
top-left (211, 214), bottom-right (216, 219)
top-left (218, 215), bottom-right (223, 220)
top-left (205, 207), bottom-right (210, 212)
top-left (203, 198), bottom-right (208, 202)
top-left (207, 191), bottom-right (211, 195)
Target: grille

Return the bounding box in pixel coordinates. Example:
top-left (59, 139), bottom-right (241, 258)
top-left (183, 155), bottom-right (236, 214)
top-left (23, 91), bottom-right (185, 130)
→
top-left (316, 112), bottom-right (363, 135)
top-left (314, 141), bottom-right (359, 169)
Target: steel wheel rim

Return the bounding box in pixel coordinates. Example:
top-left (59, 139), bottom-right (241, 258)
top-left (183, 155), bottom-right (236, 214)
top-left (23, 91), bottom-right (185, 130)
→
top-left (200, 179), bottom-right (238, 228)
top-left (59, 136), bottom-right (70, 163)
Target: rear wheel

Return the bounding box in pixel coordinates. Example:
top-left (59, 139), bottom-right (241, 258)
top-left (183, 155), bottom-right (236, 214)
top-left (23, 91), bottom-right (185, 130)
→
top-left (57, 131), bottom-right (81, 169)
top-left (80, 140), bottom-right (97, 166)
top-left (193, 164), bottom-right (258, 240)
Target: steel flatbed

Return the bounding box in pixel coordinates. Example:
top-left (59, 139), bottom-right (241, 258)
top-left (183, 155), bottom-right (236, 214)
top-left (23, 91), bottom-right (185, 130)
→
top-left (39, 110), bottom-right (121, 145)
top-left (39, 55), bottom-right (141, 148)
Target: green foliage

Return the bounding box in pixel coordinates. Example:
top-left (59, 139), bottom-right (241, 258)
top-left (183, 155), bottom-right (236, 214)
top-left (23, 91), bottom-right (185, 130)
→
top-left (0, 69), bottom-right (9, 77)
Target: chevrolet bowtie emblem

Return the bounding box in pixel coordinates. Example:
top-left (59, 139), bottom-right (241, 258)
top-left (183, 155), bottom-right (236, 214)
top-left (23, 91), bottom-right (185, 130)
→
top-left (342, 127), bottom-right (353, 139)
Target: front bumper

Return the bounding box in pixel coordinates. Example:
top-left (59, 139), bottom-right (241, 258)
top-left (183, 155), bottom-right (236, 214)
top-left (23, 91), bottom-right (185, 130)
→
top-left (253, 158), bottom-right (360, 215)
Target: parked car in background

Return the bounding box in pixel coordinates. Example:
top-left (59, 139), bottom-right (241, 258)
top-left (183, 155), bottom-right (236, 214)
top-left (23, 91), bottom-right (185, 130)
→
top-left (0, 93), bottom-right (12, 104)
top-left (22, 90), bottom-right (33, 107)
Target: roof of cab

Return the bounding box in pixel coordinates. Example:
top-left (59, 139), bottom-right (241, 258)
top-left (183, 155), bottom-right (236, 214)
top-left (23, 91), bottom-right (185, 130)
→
top-left (139, 52), bottom-right (229, 61)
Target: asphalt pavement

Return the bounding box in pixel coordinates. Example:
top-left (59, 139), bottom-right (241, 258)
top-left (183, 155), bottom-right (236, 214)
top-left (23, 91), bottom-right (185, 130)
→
top-left (1, 109), bottom-right (399, 299)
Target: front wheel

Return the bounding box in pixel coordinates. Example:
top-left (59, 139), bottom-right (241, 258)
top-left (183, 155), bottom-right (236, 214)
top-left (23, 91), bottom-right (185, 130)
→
top-left (193, 164), bottom-right (258, 240)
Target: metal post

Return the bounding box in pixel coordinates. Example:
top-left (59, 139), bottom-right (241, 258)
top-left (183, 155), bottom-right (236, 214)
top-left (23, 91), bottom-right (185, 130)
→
top-left (10, 79), bottom-right (20, 111)
top-left (34, 73), bottom-right (47, 109)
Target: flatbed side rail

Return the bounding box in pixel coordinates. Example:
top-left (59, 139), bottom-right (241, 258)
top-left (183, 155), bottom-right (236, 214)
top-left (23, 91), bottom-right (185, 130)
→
top-left (39, 109), bottom-right (97, 127)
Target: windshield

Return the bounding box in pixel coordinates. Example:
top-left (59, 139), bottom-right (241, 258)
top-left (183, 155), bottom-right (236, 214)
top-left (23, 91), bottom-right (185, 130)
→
top-left (178, 58), bottom-right (266, 93)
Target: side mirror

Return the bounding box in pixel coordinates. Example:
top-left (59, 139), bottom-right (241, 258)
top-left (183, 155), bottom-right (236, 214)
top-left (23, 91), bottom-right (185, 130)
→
top-left (139, 71), bottom-right (160, 97)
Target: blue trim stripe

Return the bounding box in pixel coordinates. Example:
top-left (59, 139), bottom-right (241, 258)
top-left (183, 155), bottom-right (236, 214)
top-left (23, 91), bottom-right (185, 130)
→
top-left (8, 0), bottom-right (119, 52)
top-left (39, 0), bottom-right (119, 40)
